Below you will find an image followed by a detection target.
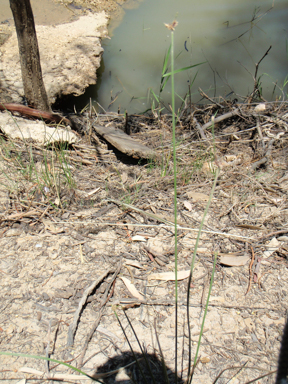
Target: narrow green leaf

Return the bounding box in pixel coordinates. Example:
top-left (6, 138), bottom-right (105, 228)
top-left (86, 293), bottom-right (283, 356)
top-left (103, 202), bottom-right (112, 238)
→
top-left (160, 76), bottom-right (170, 93)
top-left (162, 44), bottom-right (171, 76)
top-left (150, 89), bottom-right (160, 103)
top-left (0, 351), bottom-right (99, 381)
top-left (162, 62), bottom-right (206, 77)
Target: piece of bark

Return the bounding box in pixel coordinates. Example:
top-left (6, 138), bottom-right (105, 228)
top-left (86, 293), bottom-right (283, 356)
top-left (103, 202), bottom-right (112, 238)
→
top-left (93, 123), bottom-right (156, 159)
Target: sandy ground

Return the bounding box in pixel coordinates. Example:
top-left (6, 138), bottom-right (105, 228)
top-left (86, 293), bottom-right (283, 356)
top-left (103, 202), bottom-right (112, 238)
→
top-left (0, 101), bottom-right (288, 383)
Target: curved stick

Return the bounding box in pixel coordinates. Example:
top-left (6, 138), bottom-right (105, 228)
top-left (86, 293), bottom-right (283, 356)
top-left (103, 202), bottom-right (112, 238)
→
top-left (0, 102), bottom-right (72, 127)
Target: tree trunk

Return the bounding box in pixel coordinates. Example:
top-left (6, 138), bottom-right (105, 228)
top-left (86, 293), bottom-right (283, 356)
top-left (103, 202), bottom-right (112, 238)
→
top-left (9, 0), bottom-right (51, 112)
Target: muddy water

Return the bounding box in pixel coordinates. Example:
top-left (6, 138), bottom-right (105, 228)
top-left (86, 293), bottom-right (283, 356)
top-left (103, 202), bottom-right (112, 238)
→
top-left (92, 0), bottom-right (288, 114)
top-left (1, 1), bottom-right (287, 114)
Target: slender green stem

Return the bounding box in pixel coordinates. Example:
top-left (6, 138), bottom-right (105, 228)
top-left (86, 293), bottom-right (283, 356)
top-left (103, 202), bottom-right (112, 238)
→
top-left (189, 251), bottom-right (218, 383)
top-left (186, 167), bottom-right (220, 380)
top-left (170, 27), bottom-right (179, 382)
top-left (0, 351), bottom-right (100, 382)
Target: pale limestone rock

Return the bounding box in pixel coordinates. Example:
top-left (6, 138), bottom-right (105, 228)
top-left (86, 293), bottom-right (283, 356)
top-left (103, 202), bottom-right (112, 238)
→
top-left (0, 12), bottom-right (109, 104)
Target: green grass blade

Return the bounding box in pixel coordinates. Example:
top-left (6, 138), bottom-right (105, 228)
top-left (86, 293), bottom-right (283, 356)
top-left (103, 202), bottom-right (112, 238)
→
top-left (0, 350), bottom-right (100, 382)
top-left (162, 44), bottom-right (171, 76)
top-left (162, 62), bottom-right (206, 77)
top-left (150, 89), bottom-right (160, 103)
top-left (160, 75), bottom-right (170, 93)
top-left (186, 166), bottom-right (220, 380)
top-left (188, 251), bottom-right (218, 384)
top-left (169, 26), bottom-right (179, 384)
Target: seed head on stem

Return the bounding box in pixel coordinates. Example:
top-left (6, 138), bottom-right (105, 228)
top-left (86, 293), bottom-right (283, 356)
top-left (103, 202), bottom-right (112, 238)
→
top-left (164, 20), bottom-right (178, 31)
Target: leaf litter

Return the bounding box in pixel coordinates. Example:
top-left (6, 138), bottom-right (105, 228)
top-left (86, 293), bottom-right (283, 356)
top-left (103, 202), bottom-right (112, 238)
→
top-left (0, 99), bottom-right (288, 383)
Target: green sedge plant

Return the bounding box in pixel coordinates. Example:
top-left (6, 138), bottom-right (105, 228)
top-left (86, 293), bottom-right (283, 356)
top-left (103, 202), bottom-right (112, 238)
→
top-left (0, 114), bottom-right (76, 209)
top-left (113, 20), bottom-right (220, 384)
top-left (148, 35), bottom-right (205, 118)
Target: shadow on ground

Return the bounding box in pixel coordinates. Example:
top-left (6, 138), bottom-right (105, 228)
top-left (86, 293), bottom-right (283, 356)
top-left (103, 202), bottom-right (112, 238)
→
top-left (93, 351), bottom-right (185, 383)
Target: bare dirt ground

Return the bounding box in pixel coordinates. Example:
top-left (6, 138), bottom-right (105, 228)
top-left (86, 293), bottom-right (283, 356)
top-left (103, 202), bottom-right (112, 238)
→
top-left (0, 100), bottom-right (288, 384)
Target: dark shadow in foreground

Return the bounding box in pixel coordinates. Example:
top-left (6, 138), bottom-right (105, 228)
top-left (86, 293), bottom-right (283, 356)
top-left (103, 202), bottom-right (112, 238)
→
top-left (276, 317), bottom-right (288, 384)
top-left (93, 351), bottom-right (185, 384)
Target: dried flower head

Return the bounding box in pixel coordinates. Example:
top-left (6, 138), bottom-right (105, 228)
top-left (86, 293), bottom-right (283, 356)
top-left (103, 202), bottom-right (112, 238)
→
top-left (164, 20), bottom-right (178, 31)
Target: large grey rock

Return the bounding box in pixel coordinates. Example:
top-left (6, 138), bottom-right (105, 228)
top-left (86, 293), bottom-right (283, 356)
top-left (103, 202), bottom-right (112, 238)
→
top-left (0, 12), bottom-right (109, 104)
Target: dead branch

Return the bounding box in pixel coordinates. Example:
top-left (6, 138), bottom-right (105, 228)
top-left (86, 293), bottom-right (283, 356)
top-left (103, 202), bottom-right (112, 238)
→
top-left (66, 268), bottom-right (115, 347)
top-left (77, 262), bottom-right (122, 368)
top-left (202, 109), bottom-right (240, 131)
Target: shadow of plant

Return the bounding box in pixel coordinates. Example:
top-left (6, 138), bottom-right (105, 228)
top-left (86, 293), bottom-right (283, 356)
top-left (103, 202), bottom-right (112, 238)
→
top-left (93, 351), bottom-right (184, 384)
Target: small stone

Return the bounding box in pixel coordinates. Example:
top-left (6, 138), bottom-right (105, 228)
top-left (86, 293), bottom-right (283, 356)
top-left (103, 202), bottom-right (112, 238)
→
top-left (42, 292), bottom-right (50, 301)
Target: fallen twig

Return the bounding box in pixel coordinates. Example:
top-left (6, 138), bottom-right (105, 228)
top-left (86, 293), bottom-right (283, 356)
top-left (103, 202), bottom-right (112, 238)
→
top-left (201, 109), bottom-right (240, 131)
top-left (66, 268), bottom-right (115, 347)
top-left (0, 102), bottom-right (73, 127)
top-left (246, 245), bottom-right (255, 295)
top-left (77, 262), bottom-right (122, 368)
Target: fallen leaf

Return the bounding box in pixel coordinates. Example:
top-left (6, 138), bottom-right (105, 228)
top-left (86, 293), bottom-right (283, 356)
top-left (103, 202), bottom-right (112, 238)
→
top-left (183, 200), bottom-right (192, 211)
top-left (132, 235), bottom-right (146, 242)
top-left (19, 367), bottom-right (43, 375)
top-left (186, 191), bottom-right (209, 202)
top-left (119, 277), bottom-right (145, 300)
top-left (219, 255), bottom-right (250, 266)
top-left (236, 224), bottom-right (263, 230)
top-left (148, 270), bottom-right (190, 281)
top-left (124, 260), bottom-right (145, 269)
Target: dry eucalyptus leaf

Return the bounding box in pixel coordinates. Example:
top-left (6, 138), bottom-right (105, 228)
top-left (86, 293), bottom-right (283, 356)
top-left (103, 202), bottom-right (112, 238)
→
top-left (19, 367), bottom-right (44, 376)
top-left (219, 255), bottom-right (250, 266)
top-left (132, 235), bottom-right (146, 242)
top-left (236, 224), bottom-right (262, 230)
top-left (124, 260), bottom-right (145, 269)
top-left (119, 277), bottom-right (145, 300)
top-left (148, 270), bottom-right (190, 281)
top-left (186, 191), bottom-right (209, 202)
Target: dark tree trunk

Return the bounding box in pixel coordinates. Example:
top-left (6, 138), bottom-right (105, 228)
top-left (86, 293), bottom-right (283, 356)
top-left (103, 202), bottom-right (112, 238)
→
top-left (9, 0), bottom-right (51, 112)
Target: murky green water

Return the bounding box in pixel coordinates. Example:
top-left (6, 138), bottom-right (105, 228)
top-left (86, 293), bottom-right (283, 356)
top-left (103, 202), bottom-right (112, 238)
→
top-left (90, 0), bottom-right (288, 114)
